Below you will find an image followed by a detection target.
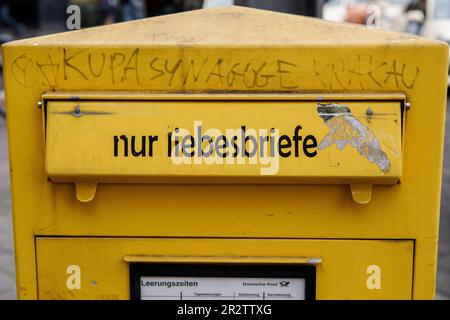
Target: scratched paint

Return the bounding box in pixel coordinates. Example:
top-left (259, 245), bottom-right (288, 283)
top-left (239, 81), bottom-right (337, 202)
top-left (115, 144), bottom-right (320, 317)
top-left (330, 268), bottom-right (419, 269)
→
top-left (317, 103), bottom-right (391, 173)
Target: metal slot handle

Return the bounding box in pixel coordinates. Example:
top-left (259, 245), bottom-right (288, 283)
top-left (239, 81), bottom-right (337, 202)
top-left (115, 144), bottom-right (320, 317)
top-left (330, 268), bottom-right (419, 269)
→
top-left (123, 255), bottom-right (322, 265)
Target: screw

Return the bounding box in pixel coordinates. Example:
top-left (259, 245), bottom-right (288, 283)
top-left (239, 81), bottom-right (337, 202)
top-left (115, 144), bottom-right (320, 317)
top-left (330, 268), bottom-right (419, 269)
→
top-left (37, 101), bottom-right (42, 109)
top-left (73, 106), bottom-right (82, 117)
top-left (366, 108), bottom-right (373, 116)
top-left (405, 102), bottom-right (411, 110)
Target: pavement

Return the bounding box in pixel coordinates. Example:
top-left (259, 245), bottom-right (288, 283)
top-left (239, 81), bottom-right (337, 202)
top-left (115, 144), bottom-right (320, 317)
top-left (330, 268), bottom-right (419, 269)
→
top-left (0, 93), bottom-right (449, 300)
top-left (437, 94), bottom-right (450, 299)
top-left (0, 112), bottom-right (15, 300)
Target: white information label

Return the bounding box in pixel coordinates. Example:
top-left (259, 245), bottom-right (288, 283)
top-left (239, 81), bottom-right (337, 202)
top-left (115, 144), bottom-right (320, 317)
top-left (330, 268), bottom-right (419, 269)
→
top-left (140, 276), bottom-right (306, 300)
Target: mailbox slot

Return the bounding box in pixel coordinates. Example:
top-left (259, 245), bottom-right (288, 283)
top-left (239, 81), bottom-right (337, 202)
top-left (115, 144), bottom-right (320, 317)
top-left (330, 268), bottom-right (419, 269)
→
top-left (44, 95), bottom-right (404, 203)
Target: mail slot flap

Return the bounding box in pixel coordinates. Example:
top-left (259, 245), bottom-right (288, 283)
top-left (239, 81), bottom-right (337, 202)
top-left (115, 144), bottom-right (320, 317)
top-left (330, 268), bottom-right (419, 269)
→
top-left (45, 100), bottom-right (402, 185)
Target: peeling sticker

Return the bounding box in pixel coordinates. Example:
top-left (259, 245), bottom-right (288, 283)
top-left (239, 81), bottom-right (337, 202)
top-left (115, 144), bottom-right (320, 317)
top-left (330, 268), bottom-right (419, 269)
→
top-left (317, 103), bottom-right (391, 173)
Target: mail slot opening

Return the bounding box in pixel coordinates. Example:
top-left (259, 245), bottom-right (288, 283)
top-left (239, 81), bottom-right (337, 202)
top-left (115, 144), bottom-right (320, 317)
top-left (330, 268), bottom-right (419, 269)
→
top-left (44, 96), bottom-right (404, 204)
top-left (112, 125), bottom-right (321, 160)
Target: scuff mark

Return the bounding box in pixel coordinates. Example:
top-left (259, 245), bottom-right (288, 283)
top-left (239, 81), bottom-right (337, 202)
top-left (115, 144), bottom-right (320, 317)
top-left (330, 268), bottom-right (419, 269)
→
top-left (317, 103), bottom-right (391, 173)
top-left (50, 110), bottom-right (113, 116)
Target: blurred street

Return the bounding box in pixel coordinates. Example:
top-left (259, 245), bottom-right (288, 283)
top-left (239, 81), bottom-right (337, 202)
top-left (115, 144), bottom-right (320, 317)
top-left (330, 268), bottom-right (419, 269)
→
top-left (437, 94), bottom-right (450, 299)
top-left (0, 113), bottom-right (15, 299)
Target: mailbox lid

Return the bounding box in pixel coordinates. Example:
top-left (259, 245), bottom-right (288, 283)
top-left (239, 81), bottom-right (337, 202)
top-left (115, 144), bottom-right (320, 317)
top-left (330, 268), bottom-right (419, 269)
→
top-left (45, 99), bottom-right (402, 184)
top-left (36, 237), bottom-right (413, 300)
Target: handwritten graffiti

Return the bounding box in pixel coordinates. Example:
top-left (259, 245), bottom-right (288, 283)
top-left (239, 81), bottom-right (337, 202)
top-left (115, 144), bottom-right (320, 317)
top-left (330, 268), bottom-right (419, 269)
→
top-left (11, 54), bottom-right (38, 88)
top-left (313, 55), bottom-right (419, 90)
top-left (63, 48), bottom-right (140, 84)
top-left (37, 55), bottom-right (60, 89)
top-left (10, 49), bottom-right (420, 91)
top-left (149, 58), bottom-right (298, 89)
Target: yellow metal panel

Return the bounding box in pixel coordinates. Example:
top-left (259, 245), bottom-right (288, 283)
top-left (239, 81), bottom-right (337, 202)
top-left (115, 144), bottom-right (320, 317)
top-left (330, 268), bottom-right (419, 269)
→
top-left (41, 91), bottom-right (407, 102)
top-left (2, 6), bottom-right (447, 300)
top-left (36, 238), bottom-right (413, 300)
top-left (45, 100), bottom-right (402, 184)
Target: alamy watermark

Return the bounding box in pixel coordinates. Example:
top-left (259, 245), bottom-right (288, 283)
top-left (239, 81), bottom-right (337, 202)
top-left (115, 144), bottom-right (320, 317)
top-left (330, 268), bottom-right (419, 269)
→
top-left (169, 121), bottom-right (282, 175)
top-left (66, 5), bottom-right (81, 30)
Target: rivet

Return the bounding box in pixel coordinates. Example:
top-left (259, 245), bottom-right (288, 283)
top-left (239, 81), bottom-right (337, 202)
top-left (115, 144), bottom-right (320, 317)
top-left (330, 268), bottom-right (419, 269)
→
top-left (366, 108), bottom-right (373, 116)
top-left (73, 106), bottom-right (82, 117)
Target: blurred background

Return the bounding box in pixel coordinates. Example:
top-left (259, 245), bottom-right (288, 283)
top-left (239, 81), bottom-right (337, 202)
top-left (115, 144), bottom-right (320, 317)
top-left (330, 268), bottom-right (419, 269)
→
top-left (1, 0), bottom-right (449, 39)
top-left (0, 0), bottom-right (449, 299)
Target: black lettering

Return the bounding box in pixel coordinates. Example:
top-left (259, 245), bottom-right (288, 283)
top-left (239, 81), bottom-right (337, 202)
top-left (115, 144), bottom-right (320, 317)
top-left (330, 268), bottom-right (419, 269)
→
top-left (245, 133), bottom-right (258, 157)
top-left (278, 135), bottom-right (292, 157)
top-left (293, 125), bottom-right (302, 157)
top-left (215, 135), bottom-right (228, 158)
top-left (148, 135), bottom-right (158, 157)
top-left (232, 136), bottom-right (239, 157)
top-left (303, 135), bottom-right (318, 157)
top-left (167, 132), bottom-right (174, 157)
top-left (269, 128), bottom-right (276, 157)
top-left (116, 135), bottom-right (128, 157)
top-left (182, 135), bottom-right (195, 157)
top-left (114, 135), bottom-right (119, 157)
top-left (131, 136), bottom-right (146, 157)
top-left (201, 134), bottom-right (213, 157)
top-left (259, 135), bottom-right (269, 157)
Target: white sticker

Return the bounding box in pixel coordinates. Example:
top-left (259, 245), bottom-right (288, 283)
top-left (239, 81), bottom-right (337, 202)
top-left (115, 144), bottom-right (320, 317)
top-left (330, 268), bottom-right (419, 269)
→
top-left (140, 276), bottom-right (306, 300)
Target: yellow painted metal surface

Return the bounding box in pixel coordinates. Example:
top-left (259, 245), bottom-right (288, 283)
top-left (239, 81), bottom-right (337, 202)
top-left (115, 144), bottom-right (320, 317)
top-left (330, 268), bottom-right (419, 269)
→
top-left (36, 238), bottom-right (414, 300)
top-left (122, 255), bottom-right (323, 265)
top-left (42, 91), bottom-right (408, 102)
top-left (45, 100), bottom-right (402, 184)
top-left (2, 6), bottom-right (448, 299)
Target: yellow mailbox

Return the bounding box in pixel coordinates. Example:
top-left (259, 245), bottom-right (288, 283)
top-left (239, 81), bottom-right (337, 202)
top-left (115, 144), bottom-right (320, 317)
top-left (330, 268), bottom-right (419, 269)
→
top-left (2, 6), bottom-right (448, 300)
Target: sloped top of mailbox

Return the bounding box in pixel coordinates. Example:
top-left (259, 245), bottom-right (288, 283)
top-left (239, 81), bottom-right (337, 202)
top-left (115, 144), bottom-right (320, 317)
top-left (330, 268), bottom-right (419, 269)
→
top-left (4, 6), bottom-right (440, 47)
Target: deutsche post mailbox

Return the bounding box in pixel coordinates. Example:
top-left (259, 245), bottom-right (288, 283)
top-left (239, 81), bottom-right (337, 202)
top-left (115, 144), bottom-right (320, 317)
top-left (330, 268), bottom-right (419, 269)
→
top-left (2, 6), bottom-right (448, 300)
